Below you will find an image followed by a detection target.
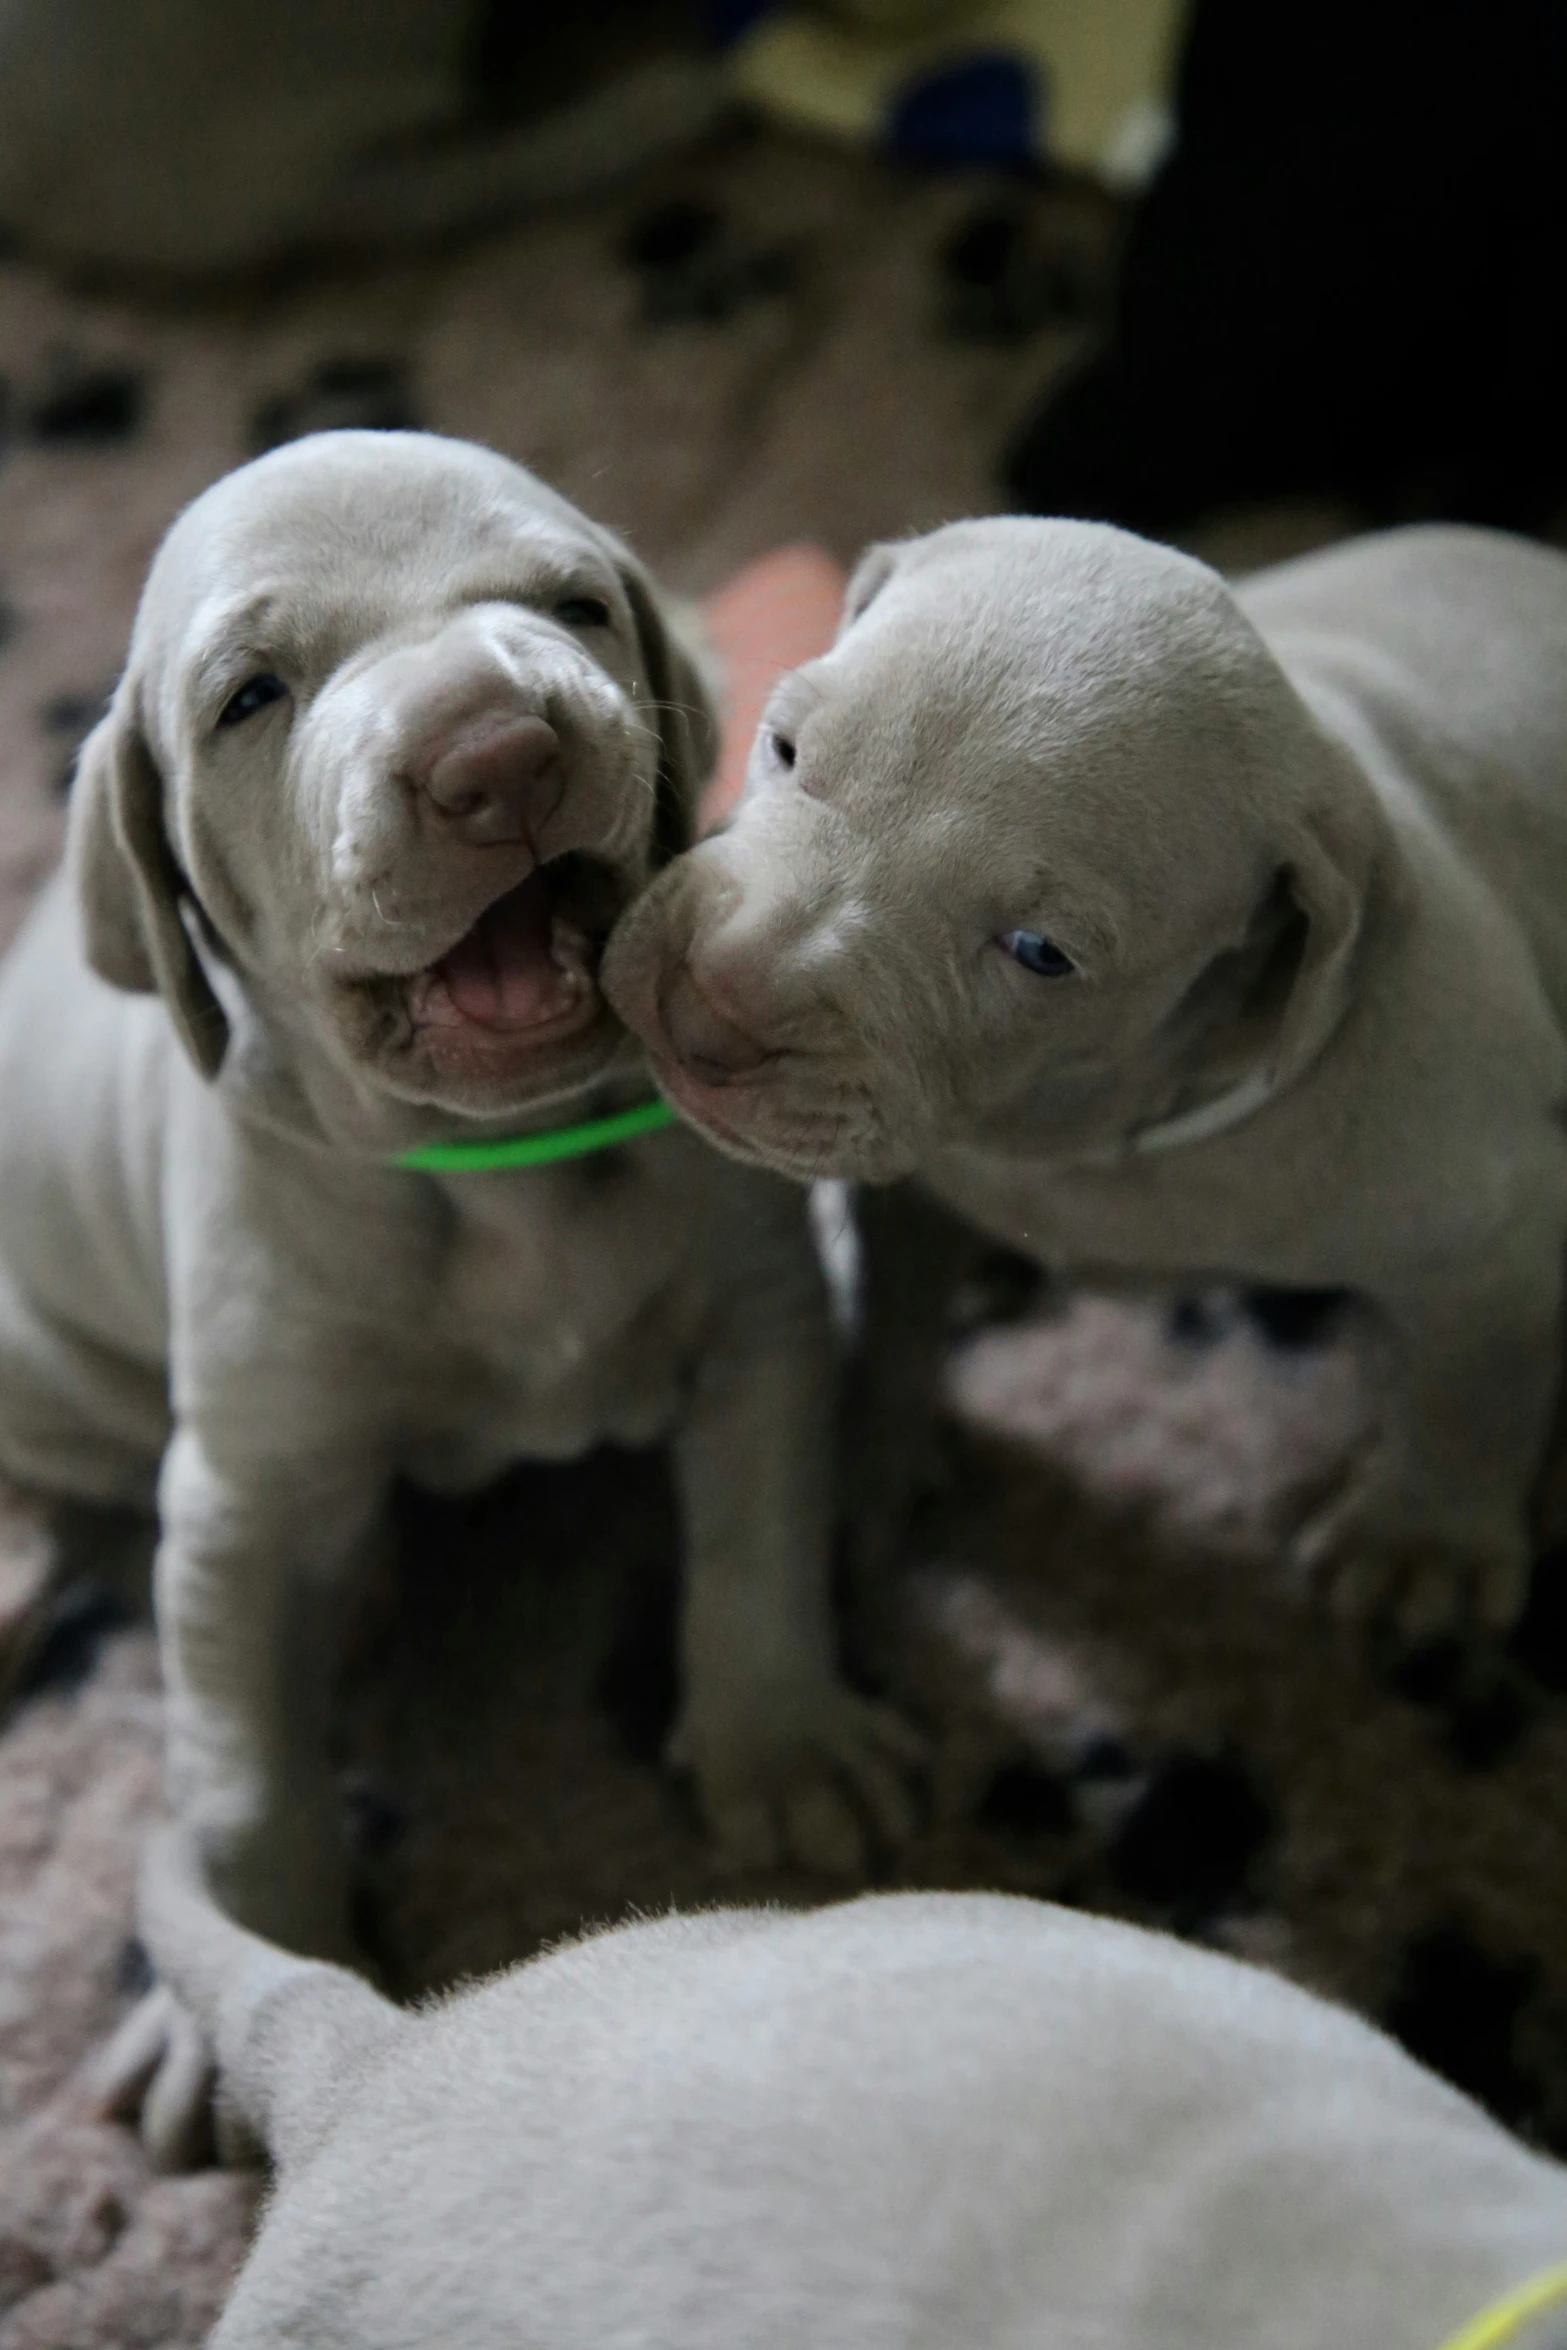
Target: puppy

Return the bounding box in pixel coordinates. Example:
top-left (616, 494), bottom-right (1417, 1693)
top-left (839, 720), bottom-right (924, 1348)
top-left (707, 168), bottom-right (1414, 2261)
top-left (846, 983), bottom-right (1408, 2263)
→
top-left (606, 520), bottom-right (1567, 1637)
top-left (0, 0), bottom-right (717, 274)
top-left (120, 1821), bottom-right (1567, 2350)
top-left (0, 432), bottom-right (913, 2156)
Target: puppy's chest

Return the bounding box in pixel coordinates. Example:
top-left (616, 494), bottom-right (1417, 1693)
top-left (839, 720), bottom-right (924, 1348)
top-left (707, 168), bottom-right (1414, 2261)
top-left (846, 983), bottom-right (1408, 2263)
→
top-left (411, 1161), bottom-right (700, 1480)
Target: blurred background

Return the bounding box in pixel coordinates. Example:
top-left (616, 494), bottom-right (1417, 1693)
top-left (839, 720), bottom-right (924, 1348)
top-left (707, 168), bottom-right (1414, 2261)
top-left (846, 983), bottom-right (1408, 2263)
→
top-left (3, 9), bottom-right (1567, 2341)
top-left (6, 0), bottom-right (1561, 940)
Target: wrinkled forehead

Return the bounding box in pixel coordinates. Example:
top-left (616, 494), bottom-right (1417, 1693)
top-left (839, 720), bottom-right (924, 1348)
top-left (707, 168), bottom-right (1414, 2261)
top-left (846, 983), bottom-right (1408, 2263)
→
top-left (790, 549), bottom-right (1079, 807)
top-left (837, 529), bottom-right (1171, 705)
top-left (134, 433), bottom-right (614, 677)
top-left (810, 520), bottom-right (1252, 807)
top-left (768, 520), bottom-right (1278, 933)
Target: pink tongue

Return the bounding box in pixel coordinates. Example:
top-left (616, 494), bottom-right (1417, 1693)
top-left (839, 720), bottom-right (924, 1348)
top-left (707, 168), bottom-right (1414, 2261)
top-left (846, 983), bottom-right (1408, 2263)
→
top-left (435, 875), bottom-right (575, 1030)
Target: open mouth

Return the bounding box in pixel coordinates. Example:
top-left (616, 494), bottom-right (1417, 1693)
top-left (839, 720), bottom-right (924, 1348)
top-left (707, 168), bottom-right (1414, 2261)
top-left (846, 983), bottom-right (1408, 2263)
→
top-left (406, 854), bottom-right (625, 1054)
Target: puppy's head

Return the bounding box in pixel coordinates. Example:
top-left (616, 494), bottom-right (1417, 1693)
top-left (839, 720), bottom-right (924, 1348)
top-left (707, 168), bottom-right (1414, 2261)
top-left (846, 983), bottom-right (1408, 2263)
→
top-left (72, 431), bottom-right (713, 1124)
top-left (604, 518), bottom-right (1374, 1182)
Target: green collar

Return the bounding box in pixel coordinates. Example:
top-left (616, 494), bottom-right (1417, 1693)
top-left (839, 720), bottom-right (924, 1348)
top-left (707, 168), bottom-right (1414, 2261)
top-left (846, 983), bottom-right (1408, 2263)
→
top-left (1435, 2259), bottom-right (1567, 2350)
top-left (391, 1096), bottom-right (675, 1173)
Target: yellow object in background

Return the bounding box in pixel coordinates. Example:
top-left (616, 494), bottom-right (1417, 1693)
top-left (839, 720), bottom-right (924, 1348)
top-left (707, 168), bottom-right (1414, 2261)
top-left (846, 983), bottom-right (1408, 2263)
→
top-left (727, 0), bottom-right (1185, 186)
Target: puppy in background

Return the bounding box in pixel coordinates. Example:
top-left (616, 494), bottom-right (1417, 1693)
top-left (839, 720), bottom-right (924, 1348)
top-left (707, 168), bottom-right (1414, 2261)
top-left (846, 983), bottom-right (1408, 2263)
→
top-left (121, 1821), bottom-right (1567, 2349)
top-left (0, 0), bottom-right (718, 276)
top-left (0, 431), bottom-right (913, 2162)
top-left (607, 519), bottom-right (1567, 1639)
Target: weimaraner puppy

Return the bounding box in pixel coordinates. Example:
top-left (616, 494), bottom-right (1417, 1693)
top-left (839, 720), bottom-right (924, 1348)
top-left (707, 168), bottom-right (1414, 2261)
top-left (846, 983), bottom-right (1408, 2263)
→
top-left (115, 1820), bottom-right (1567, 2350)
top-left (0, 0), bottom-right (716, 274)
top-left (0, 430), bottom-right (913, 2160)
top-left (606, 520), bottom-right (1567, 1640)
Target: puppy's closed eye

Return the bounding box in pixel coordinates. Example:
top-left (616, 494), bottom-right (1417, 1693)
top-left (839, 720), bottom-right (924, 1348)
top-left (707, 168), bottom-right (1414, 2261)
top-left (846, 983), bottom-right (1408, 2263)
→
top-left (218, 673), bottom-right (290, 728)
top-left (766, 729), bottom-right (797, 770)
top-left (1002, 929), bottom-right (1075, 978)
top-left (553, 596), bottom-right (612, 629)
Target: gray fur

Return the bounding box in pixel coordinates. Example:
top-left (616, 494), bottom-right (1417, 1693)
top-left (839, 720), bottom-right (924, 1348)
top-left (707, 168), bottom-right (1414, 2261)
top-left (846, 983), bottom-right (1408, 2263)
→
top-left (607, 520), bottom-right (1567, 1637)
top-left (0, 431), bottom-right (913, 2162)
top-left (136, 1827), bottom-right (1567, 2350)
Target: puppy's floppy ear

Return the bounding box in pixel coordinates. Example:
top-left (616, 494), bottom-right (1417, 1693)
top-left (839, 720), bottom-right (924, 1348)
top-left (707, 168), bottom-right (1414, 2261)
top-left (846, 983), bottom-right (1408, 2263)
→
top-left (68, 683), bottom-right (230, 1080)
top-left (837, 540), bottom-right (905, 638)
top-left (612, 544), bottom-right (720, 865)
top-left (1269, 788), bottom-right (1370, 1093)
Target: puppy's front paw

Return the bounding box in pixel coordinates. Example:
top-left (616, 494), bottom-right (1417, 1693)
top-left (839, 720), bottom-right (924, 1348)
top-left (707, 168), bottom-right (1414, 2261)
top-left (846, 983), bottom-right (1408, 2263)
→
top-left (1297, 1527), bottom-right (1530, 1643)
top-left (671, 1683), bottom-right (925, 1879)
top-left (87, 1985), bottom-right (218, 2173)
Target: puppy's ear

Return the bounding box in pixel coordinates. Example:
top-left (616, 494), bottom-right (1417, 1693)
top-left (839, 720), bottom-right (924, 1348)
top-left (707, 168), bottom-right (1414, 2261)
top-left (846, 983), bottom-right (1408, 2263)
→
top-left (612, 547), bottom-right (720, 865)
top-left (838, 540), bottom-right (905, 637)
top-left (68, 685), bottom-right (230, 1080)
top-left (1270, 808), bottom-right (1367, 1093)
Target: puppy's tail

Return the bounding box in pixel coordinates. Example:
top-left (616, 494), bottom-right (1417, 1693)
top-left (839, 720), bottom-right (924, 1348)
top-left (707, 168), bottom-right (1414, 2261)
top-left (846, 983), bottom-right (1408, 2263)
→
top-left (132, 1823), bottom-right (401, 2174)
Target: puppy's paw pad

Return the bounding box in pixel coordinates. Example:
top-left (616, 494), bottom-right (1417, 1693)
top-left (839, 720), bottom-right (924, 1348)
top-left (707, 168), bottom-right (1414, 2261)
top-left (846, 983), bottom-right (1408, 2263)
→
top-left (674, 1688), bottom-right (926, 1878)
top-left (88, 1985), bottom-right (216, 2173)
top-left (1305, 1534), bottom-right (1528, 1644)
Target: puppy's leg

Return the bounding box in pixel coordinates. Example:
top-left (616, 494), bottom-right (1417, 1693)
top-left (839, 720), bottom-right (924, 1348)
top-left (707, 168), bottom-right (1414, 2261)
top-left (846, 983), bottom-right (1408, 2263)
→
top-left (843, 1183), bottom-right (980, 1646)
top-left (98, 1425), bottom-right (385, 2165)
top-left (1293, 1250), bottom-right (1563, 1639)
top-left (154, 1426), bottom-right (383, 1949)
top-left (672, 1209), bottom-right (923, 1879)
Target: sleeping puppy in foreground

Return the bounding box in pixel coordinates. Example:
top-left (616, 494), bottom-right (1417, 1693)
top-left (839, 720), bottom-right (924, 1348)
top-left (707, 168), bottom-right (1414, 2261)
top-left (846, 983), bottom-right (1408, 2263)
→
top-left (607, 520), bottom-right (1567, 1641)
top-left (0, 431), bottom-right (913, 2161)
top-left (120, 1821), bottom-right (1567, 2350)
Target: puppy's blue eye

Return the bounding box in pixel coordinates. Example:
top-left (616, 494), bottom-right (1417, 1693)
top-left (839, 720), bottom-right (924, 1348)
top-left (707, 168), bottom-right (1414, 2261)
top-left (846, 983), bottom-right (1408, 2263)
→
top-left (218, 673), bottom-right (289, 727)
top-left (554, 596), bottom-right (611, 628)
top-left (1003, 929), bottom-right (1074, 977)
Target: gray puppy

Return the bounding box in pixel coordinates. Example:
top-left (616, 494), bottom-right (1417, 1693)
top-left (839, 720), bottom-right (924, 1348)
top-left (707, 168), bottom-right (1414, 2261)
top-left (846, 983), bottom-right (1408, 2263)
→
top-left (120, 1821), bottom-right (1567, 2350)
top-left (0, 0), bottom-right (717, 274)
top-left (607, 520), bottom-right (1567, 1638)
top-left (0, 431), bottom-right (912, 2160)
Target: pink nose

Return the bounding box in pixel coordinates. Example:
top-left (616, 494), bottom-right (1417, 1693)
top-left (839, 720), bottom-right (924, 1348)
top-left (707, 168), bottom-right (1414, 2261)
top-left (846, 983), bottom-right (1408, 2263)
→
top-left (421, 715), bottom-right (561, 847)
top-left (658, 965), bottom-right (773, 1082)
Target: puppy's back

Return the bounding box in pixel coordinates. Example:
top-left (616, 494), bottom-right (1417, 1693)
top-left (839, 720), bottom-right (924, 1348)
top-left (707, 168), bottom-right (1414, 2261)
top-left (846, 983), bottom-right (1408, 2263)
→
top-left (1241, 524), bottom-right (1567, 1008)
top-left (0, 871), bottom-right (176, 1499)
top-left (215, 1892), bottom-right (1567, 2350)
top-left (1240, 524), bottom-right (1567, 798)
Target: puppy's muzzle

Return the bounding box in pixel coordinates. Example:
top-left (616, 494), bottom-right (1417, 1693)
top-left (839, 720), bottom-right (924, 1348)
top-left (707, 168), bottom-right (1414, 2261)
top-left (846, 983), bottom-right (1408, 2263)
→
top-left (657, 965), bottom-right (776, 1084)
top-left (420, 714), bottom-right (563, 849)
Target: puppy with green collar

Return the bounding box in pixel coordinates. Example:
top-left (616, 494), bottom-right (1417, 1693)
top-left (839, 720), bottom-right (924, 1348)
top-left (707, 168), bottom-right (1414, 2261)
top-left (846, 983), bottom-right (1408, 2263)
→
top-left (0, 432), bottom-right (915, 2161)
top-left (608, 521), bottom-right (1567, 1642)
